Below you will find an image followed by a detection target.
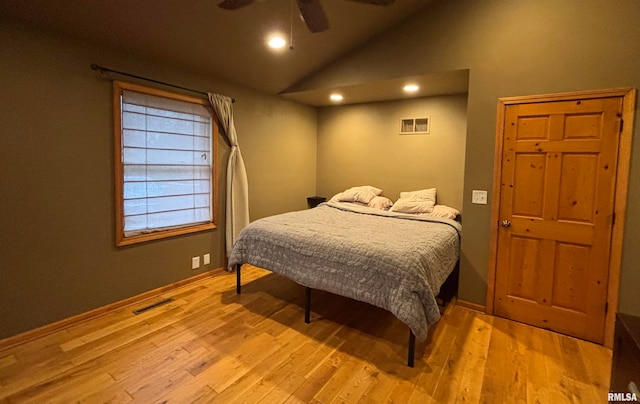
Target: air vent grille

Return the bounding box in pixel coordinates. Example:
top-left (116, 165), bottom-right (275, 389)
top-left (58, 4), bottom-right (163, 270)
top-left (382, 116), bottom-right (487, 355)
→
top-left (400, 117), bottom-right (430, 134)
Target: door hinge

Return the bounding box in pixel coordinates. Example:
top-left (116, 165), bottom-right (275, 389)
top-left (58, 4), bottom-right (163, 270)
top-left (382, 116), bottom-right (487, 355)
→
top-left (612, 212), bottom-right (616, 225)
top-left (619, 118), bottom-right (624, 133)
top-left (605, 302), bottom-right (609, 314)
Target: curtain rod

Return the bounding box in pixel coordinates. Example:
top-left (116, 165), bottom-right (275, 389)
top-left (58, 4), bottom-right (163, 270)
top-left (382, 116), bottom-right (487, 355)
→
top-left (90, 63), bottom-right (235, 103)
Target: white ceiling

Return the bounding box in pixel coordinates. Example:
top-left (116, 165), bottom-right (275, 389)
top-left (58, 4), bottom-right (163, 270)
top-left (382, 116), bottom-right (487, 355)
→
top-left (1, 0), bottom-right (468, 106)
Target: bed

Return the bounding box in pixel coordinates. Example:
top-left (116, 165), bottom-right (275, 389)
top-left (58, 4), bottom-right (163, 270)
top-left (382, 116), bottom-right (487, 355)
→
top-left (228, 200), bottom-right (461, 367)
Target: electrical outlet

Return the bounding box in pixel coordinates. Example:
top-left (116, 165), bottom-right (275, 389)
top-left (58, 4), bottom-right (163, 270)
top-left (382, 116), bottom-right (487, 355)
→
top-left (203, 253), bottom-right (210, 265)
top-left (191, 256), bottom-right (200, 270)
top-left (472, 190), bottom-right (488, 205)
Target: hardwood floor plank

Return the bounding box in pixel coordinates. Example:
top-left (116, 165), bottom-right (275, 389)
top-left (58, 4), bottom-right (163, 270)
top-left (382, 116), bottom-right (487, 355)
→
top-left (0, 355), bottom-right (16, 371)
top-left (357, 367), bottom-right (396, 403)
top-left (159, 384), bottom-right (218, 404)
top-left (0, 332), bottom-right (162, 400)
top-left (505, 320), bottom-right (531, 404)
top-left (208, 329), bottom-right (311, 402)
top-left (72, 386), bottom-right (134, 404)
top-left (557, 335), bottom-right (590, 381)
top-left (382, 376), bottom-right (417, 403)
top-left (334, 363), bottom-right (378, 403)
top-left (0, 356), bottom-right (74, 399)
top-left (119, 347), bottom-right (213, 402)
top-left (196, 332), bottom-right (288, 393)
top-left (127, 369), bottom-right (194, 402)
top-left (233, 332), bottom-right (280, 365)
top-left (407, 386), bottom-right (439, 404)
top-left (59, 299), bottom-right (188, 352)
top-left (313, 358), bottom-right (361, 403)
top-left (540, 329), bottom-right (580, 403)
top-left (234, 359), bottom-right (306, 404)
top-left (296, 335), bottom-right (346, 378)
top-left (119, 349), bottom-right (195, 392)
top-left (578, 338), bottom-right (611, 400)
top-left (454, 315), bottom-right (493, 402)
top-left (179, 314), bottom-right (254, 355)
top-left (9, 371), bottom-right (115, 404)
top-left (200, 354), bottom-right (250, 394)
top-left (0, 330), bottom-right (69, 380)
top-left (67, 306), bottom-right (185, 366)
top-left (478, 316), bottom-right (512, 403)
top-left (525, 326), bottom-right (552, 404)
top-left (416, 322), bottom-right (459, 397)
top-left (0, 265), bottom-right (611, 404)
top-left (110, 345), bottom-right (191, 382)
top-left (432, 307), bottom-right (475, 403)
top-left (284, 363), bottom-right (338, 404)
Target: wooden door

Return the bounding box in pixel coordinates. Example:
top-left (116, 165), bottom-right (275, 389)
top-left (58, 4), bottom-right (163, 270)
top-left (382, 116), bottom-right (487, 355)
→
top-left (493, 94), bottom-right (625, 344)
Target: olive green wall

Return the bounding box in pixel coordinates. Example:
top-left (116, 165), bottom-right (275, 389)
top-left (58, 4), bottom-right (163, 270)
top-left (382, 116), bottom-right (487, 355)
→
top-left (0, 18), bottom-right (317, 339)
top-left (3, 0), bottom-right (640, 341)
top-left (293, 0), bottom-right (640, 314)
top-left (317, 94), bottom-right (467, 209)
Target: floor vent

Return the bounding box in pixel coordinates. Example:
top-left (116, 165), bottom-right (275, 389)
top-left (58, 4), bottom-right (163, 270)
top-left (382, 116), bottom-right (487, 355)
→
top-left (132, 298), bottom-right (174, 315)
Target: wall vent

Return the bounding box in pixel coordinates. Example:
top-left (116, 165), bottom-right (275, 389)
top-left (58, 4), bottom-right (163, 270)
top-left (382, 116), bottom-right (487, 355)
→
top-left (132, 298), bottom-right (174, 315)
top-left (400, 117), bottom-right (430, 134)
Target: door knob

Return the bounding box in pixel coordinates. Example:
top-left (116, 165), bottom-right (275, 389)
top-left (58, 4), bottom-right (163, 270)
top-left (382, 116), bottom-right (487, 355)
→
top-left (501, 219), bottom-right (511, 228)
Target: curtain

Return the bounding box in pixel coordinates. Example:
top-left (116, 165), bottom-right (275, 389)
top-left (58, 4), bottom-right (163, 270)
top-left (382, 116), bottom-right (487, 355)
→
top-left (208, 93), bottom-right (249, 259)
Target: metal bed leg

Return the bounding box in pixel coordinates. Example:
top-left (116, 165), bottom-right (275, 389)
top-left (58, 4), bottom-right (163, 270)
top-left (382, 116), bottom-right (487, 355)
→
top-left (236, 264), bottom-right (241, 294)
top-left (305, 287), bottom-right (311, 324)
top-left (408, 330), bottom-right (415, 368)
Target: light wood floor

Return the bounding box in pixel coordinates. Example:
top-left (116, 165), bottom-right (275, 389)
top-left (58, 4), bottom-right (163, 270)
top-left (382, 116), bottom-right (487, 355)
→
top-left (0, 265), bottom-right (611, 403)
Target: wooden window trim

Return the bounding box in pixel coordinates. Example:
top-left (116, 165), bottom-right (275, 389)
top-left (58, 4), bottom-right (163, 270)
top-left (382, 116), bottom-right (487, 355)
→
top-left (113, 81), bottom-right (219, 246)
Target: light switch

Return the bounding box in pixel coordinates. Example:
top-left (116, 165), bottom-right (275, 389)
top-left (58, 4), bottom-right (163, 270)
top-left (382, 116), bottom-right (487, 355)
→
top-left (472, 190), bottom-right (488, 205)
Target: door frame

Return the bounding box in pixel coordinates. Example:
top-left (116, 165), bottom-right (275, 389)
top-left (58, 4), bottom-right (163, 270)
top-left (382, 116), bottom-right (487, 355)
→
top-left (486, 88), bottom-right (636, 348)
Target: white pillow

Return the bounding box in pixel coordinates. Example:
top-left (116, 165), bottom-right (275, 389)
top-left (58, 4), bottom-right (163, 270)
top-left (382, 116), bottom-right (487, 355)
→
top-left (389, 198), bottom-right (435, 214)
top-left (329, 189), bottom-right (373, 204)
top-left (329, 192), bottom-right (345, 203)
top-left (347, 185), bottom-right (383, 196)
top-left (399, 188), bottom-right (437, 204)
top-left (368, 196), bottom-right (393, 210)
top-left (330, 186), bottom-right (383, 204)
top-left (425, 205), bottom-right (460, 219)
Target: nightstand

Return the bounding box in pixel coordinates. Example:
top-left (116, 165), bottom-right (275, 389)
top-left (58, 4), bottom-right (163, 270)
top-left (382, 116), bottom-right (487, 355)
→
top-left (306, 196), bottom-right (326, 208)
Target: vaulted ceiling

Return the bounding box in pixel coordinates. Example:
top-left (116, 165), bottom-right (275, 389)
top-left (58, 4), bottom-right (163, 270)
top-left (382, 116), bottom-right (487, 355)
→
top-left (1, 0), bottom-right (469, 106)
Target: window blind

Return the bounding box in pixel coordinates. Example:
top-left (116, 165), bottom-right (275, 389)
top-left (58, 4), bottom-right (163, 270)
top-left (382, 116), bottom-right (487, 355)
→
top-left (121, 90), bottom-right (213, 236)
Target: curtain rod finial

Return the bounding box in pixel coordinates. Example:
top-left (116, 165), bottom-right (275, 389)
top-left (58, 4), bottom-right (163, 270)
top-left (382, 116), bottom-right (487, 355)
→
top-left (90, 63), bottom-right (105, 73)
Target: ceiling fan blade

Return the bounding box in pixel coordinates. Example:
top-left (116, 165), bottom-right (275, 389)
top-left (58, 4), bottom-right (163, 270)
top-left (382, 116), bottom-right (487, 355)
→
top-left (346, 0), bottom-right (395, 5)
top-left (218, 0), bottom-right (255, 10)
top-left (297, 0), bottom-right (329, 33)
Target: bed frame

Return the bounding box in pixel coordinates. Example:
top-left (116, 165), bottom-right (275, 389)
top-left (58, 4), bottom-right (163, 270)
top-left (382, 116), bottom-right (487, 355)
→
top-left (235, 261), bottom-right (459, 367)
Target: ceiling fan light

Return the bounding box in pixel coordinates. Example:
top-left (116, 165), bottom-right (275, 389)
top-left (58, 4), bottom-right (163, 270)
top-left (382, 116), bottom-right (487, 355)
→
top-left (267, 35), bottom-right (286, 49)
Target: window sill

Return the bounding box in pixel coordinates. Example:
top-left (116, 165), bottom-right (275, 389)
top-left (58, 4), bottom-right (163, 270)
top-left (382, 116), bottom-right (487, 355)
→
top-left (116, 223), bottom-right (217, 246)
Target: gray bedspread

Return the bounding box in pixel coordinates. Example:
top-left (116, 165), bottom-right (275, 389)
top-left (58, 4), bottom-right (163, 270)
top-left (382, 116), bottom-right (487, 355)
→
top-left (228, 202), bottom-right (462, 341)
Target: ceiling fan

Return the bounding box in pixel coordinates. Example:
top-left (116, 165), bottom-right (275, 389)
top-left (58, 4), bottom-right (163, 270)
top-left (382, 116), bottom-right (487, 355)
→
top-left (217, 0), bottom-right (395, 33)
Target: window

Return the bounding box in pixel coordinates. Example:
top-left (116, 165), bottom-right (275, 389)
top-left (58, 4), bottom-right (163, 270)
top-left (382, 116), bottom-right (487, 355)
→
top-left (113, 81), bottom-right (218, 246)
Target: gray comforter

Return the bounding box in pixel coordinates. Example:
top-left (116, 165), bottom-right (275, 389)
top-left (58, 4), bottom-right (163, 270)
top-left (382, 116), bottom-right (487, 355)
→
top-left (228, 202), bottom-right (462, 341)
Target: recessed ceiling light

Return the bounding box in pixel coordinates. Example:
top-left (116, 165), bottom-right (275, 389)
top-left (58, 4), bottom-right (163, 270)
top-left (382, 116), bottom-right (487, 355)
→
top-left (267, 35), bottom-right (286, 49)
top-left (403, 84), bottom-right (420, 93)
top-left (329, 94), bottom-right (344, 102)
